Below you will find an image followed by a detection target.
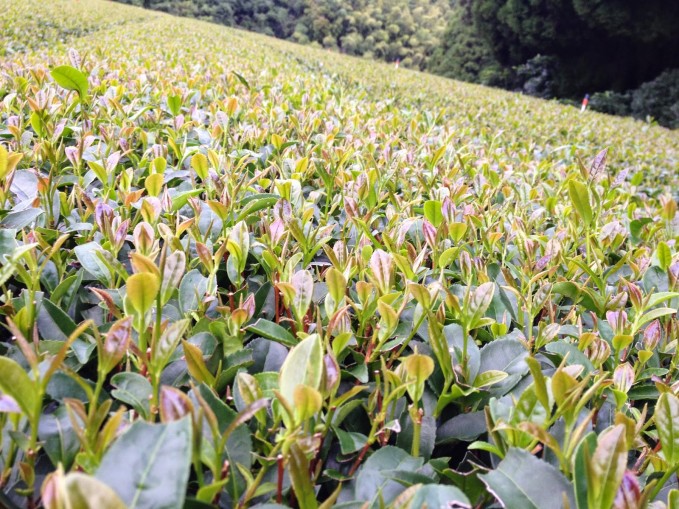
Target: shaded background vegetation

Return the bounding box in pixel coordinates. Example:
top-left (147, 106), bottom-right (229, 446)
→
top-left (111, 0), bottom-right (679, 127)
top-left (116, 0), bottom-right (452, 70)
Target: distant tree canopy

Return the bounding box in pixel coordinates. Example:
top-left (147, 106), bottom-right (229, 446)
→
top-left (469, 0), bottom-right (679, 96)
top-left (114, 0), bottom-right (452, 70)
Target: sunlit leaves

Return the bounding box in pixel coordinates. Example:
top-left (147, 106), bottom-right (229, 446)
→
top-left (126, 272), bottom-right (160, 315)
top-left (568, 179), bottom-right (593, 226)
top-left (278, 334), bottom-right (323, 407)
top-left (586, 426), bottom-right (628, 509)
top-left (50, 65), bottom-right (89, 97)
top-left (2, 0), bottom-right (679, 507)
top-left (656, 393), bottom-right (679, 465)
top-left (0, 357), bottom-right (37, 418)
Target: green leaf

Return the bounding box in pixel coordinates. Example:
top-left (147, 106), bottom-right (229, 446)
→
top-left (195, 384), bottom-right (253, 469)
top-left (30, 112), bottom-right (44, 137)
top-left (246, 319), bottom-right (296, 347)
top-left (438, 246), bottom-right (459, 268)
top-left (478, 338), bottom-right (529, 395)
top-left (191, 153), bottom-right (209, 181)
top-left (51, 65), bottom-right (89, 97)
top-left (38, 405), bottom-right (79, 470)
top-left (637, 307), bottom-right (676, 329)
top-left (384, 471), bottom-right (437, 487)
top-left (153, 319), bottom-right (189, 372)
top-left (289, 443), bottom-right (318, 509)
top-left (568, 179), bottom-right (593, 227)
top-left (37, 298), bottom-right (77, 341)
top-left (630, 218), bottom-right (653, 243)
top-left (234, 194), bottom-right (279, 223)
top-left (167, 94), bottom-right (182, 116)
top-left (0, 145), bottom-right (8, 180)
top-left (110, 372), bottom-right (152, 420)
top-left (171, 189), bottom-right (203, 212)
top-left (96, 418), bottom-right (192, 509)
top-left (161, 250), bottom-right (186, 304)
top-left (290, 269), bottom-right (314, 322)
top-left (325, 267), bottom-right (346, 306)
top-left (656, 392), bottom-right (679, 465)
top-left (403, 353), bottom-right (434, 384)
top-left (655, 241), bottom-right (672, 271)
top-left (56, 472), bottom-right (127, 509)
top-left (423, 200), bottom-right (443, 228)
top-left (0, 357), bottom-right (36, 418)
top-left (179, 269), bottom-right (209, 314)
top-left (473, 369), bottom-right (508, 388)
top-left (545, 341), bottom-right (595, 374)
top-left (293, 385), bottom-right (322, 422)
top-left (74, 242), bottom-right (112, 283)
top-left (182, 340), bottom-right (216, 385)
top-left (586, 425), bottom-right (627, 509)
top-left (354, 446), bottom-right (423, 504)
top-left (645, 292), bottom-right (679, 309)
top-left (334, 427), bottom-right (368, 454)
top-left (480, 447), bottom-right (575, 509)
top-left (0, 208), bottom-right (43, 229)
top-left (278, 333), bottom-right (323, 406)
top-left (573, 433), bottom-right (597, 509)
top-left (126, 272), bottom-right (160, 315)
top-left (392, 484), bottom-right (470, 508)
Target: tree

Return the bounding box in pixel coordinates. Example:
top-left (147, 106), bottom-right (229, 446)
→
top-left (470, 0), bottom-right (679, 96)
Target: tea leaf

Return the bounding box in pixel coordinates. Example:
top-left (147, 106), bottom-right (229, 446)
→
top-left (181, 340), bottom-right (216, 385)
top-left (278, 334), bottom-right (323, 406)
top-left (246, 319), bottom-right (296, 347)
top-left (44, 471), bottom-right (127, 509)
top-left (655, 241), bottom-right (672, 271)
top-left (480, 448), bottom-right (575, 509)
top-left (126, 272), bottom-right (160, 315)
top-left (568, 179), bottom-right (593, 226)
top-left (289, 443), bottom-right (318, 509)
top-left (656, 392), bottom-right (679, 465)
top-left (586, 425), bottom-right (627, 509)
top-left (51, 65), bottom-right (89, 97)
top-left (96, 418), bottom-right (192, 509)
top-left (0, 357), bottom-right (36, 418)
top-left (423, 200), bottom-right (443, 228)
top-left (391, 484), bottom-right (470, 508)
top-left (191, 153), bottom-right (208, 181)
top-left (111, 372), bottom-right (152, 419)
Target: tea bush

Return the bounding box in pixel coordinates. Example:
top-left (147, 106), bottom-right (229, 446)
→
top-left (0, 1), bottom-right (679, 508)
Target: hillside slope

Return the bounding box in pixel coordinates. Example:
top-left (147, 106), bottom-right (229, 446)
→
top-left (2, 0), bottom-right (676, 171)
top-left (1, 1), bottom-right (679, 508)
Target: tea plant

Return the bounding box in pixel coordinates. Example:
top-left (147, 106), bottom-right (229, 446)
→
top-left (0, 0), bottom-right (678, 508)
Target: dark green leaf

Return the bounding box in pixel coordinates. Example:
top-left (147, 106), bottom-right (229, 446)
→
top-left (110, 372), bottom-right (152, 419)
top-left (246, 319), bottom-right (296, 347)
top-left (96, 418), bottom-right (192, 509)
top-left (480, 448), bottom-right (575, 509)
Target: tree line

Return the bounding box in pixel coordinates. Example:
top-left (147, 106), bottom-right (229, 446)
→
top-left (117, 0), bottom-right (452, 71)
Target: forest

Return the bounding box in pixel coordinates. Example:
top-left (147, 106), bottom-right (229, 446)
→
top-left (115, 0), bottom-right (452, 71)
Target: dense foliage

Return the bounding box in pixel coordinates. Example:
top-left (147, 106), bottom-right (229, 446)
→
top-left (469, 0), bottom-right (679, 96)
top-left (427, 0), bottom-right (505, 87)
top-left (1, 1), bottom-right (679, 508)
top-left (112, 0), bottom-right (451, 70)
top-left (432, 0), bottom-right (679, 126)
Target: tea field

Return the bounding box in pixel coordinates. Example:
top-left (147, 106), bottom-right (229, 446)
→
top-left (1, 0), bottom-right (679, 508)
